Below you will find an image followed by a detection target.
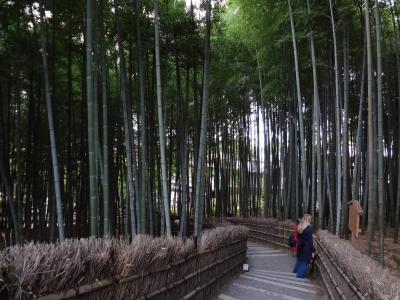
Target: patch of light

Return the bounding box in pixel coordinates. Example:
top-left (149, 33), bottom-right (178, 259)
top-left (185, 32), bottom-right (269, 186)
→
top-left (45, 10), bottom-right (52, 19)
top-left (72, 32), bottom-right (84, 45)
top-left (185, 0), bottom-right (201, 8)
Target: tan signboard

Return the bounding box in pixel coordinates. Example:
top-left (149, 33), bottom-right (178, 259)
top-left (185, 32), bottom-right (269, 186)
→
top-left (348, 200), bottom-right (363, 238)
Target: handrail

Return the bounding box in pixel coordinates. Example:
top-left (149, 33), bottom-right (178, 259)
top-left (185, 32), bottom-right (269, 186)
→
top-left (315, 238), bottom-right (368, 300)
top-left (229, 220), bottom-right (294, 233)
top-left (315, 247), bottom-right (346, 300)
top-left (248, 233), bottom-right (289, 248)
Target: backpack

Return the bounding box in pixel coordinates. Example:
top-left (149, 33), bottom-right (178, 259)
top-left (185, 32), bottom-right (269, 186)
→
top-left (288, 233), bottom-right (296, 248)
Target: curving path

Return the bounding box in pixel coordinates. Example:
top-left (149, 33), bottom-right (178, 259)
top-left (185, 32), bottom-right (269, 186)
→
top-left (216, 240), bottom-right (327, 300)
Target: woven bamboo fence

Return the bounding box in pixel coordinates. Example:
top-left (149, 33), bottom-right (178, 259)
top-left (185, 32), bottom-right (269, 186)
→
top-left (0, 226), bottom-right (248, 300)
top-left (228, 217), bottom-right (294, 248)
top-left (37, 238), bottom-right (246, 300)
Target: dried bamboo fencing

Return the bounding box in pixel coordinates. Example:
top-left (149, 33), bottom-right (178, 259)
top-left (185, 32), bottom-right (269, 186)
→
top-left (38, 238), bottom-right (246, 300)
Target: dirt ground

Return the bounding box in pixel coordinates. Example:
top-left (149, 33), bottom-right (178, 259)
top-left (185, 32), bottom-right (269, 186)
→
top-left (350, 228), bottom-right (400, 279)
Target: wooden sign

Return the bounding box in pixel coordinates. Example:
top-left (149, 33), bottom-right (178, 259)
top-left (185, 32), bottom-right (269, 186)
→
top-left (347, 200), bottom-right (363, 239)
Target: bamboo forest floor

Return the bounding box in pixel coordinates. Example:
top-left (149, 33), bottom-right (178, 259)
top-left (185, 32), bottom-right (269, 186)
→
top-left (351, 230), bottom-right (400, 279)
top-left (215, 240), bottom-right (328, 300)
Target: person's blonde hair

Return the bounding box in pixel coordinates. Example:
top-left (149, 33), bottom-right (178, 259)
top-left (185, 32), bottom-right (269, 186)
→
top-left (298, 214), bottom-right (312, 233)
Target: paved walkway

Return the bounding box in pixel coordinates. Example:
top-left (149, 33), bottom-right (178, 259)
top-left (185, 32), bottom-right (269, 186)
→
top-left (217, 240), bottom-right (327, 300)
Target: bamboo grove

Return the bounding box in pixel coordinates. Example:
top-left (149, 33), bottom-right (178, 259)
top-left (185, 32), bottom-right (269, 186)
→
top-left (1, 0), bottom-right (400, 262)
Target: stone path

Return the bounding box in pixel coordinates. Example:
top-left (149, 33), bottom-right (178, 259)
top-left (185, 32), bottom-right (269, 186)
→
top-left (216, 240), bottom-right (327, 300)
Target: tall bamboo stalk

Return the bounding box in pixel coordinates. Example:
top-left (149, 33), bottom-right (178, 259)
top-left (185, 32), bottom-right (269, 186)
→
top-left (288, 0), bottom-right (308, 214)
top-left (341, 20), bottom-right (350, 237)
top-left (39, 3), bottom-right (65, 241)
top-left (390, 0), bottom-right (400, 243)
top-left (115, 0), bottom-right (137, 236)
top-left (135, 0), bottom-right (148, 234)
top-left (194, 0), bottom-right (211, 239)
top-left (329, 0), bottom-right (342, 236)
top-left (256, 55), bottom-right (268, 218)
top-left (154, 0), bottom-right (171, 236)
top-left (352, 38), bottom-right (366, 202)
top-left (307, 0), bottom-right (321, 227)
top-left (374, 0), bottom-right (384, 265)
top-left (86, 0), bottom-right (99, 237)
top-left (365, 0), bottom-right (376, 255)
top-left (100, 0), bottom-right (110, 237)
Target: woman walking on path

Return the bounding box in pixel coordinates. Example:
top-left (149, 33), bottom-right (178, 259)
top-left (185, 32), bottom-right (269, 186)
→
top-left (293, 214), bottom-right (315, 278)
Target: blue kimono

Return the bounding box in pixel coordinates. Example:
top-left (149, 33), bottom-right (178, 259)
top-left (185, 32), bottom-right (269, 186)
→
top-left (293, 225), bottom-right (315, 278)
